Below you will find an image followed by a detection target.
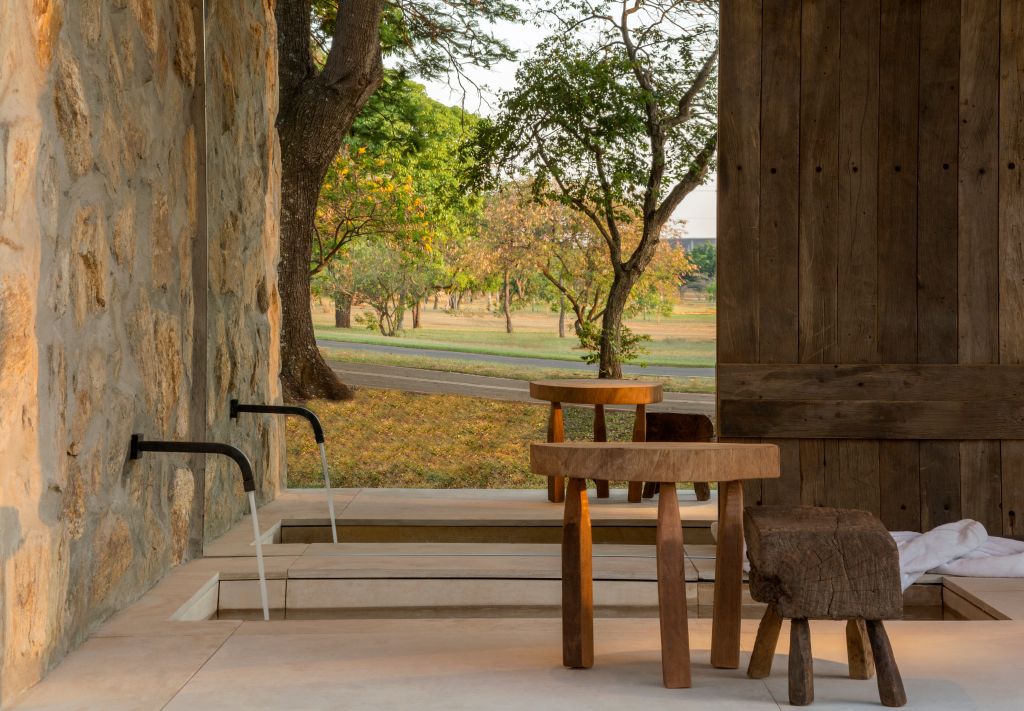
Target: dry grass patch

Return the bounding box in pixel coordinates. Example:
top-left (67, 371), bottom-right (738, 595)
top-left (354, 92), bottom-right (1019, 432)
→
top-left (287, 388), bottom-right (635, 489)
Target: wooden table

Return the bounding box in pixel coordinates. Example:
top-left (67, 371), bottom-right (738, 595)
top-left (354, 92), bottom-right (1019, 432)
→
top-left (530, 441), bottom-right (780, 689)
top-left (529, 379), bottom-right (663, 503)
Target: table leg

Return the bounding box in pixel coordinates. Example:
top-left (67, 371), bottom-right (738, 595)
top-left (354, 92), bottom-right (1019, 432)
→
top-left (547, 402), bottom-right (565, 503)
top-left (656, 483), bottom-right (691, 688)
top-left (711, 479), bottom-right (744, 668)
top-left (562, 478), bottom-right (593, 669)
top-left (592, 405), bottom-right (610, 498)
top-left (628, 404), bottom-right (647, 502)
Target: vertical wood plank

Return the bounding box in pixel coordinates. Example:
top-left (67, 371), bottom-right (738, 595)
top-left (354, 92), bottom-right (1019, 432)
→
top-left (879, 441), bottom-right (921, 530)
top-left (960, 440), bottom-right (1002, 532)
top-left (920, 440), bottom-right (961, 529)
top-left (959, 0), bottom-right (1001, 530)
top-left (838, 0), bottom-right (880, 363)
top-left (878, 0), bottom-right (921, 364)
top-left (839, 441), bottom-right (882, 517)
top-left (999, 0), bottom-right (1024, 536)
top-left (717, 0), bottom-right (762, 366)
top-left (918, 0), bottom-right (960, 362)
top-left (798, 0), bottom-right (840, 365)
top-left (758, 0), bottom-right (801, 366)
top-left (762, 439), bottom-right (801, 506)
top-left (757, 0), bottom-right (801, 507)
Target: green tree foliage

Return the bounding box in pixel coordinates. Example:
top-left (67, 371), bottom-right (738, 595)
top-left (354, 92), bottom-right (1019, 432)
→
top-left (688, 241), bottom-right (716, 278)
top-left (467, 0), bottom-right (718, 378)
top-left (313, 76), bottom-right (483, 335)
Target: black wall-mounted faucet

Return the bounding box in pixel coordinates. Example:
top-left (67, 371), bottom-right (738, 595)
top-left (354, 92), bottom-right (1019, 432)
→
top-left (129, 434), bottom-right (256, 492)
top-left (229, 400), bottom-right (325, 443)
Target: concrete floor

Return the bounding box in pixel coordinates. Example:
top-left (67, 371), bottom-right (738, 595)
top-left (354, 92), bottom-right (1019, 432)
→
top-left (9, 489), bottom-right (1024, 710)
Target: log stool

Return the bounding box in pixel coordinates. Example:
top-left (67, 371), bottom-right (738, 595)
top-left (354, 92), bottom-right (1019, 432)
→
top-left (744, 506), bottom-right (907, 707)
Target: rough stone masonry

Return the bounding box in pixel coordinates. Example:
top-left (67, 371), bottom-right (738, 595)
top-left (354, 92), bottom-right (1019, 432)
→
top-left (0, 0), bottom-right (284, 704)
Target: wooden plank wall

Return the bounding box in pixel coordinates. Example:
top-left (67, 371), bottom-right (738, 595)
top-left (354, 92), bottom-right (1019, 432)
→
top-left (717, 0), bottom-right (1024, 535)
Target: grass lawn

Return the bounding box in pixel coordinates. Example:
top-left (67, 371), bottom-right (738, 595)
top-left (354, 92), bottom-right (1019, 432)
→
top-left (312, 298), bottom-right (717, 368)
top-left (322, 346), bottom-right (716, 393)
top-left (287, 388), bottom-right (639, 489)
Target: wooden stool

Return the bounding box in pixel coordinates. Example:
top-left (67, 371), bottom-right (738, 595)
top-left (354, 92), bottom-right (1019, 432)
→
top-left (641, 413), bottom-right (715, 501)
top-left (744, 506), bottom-right (907, 708)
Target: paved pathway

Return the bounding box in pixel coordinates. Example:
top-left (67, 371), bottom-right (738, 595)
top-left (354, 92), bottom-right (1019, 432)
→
top-left (329, 360), bottom-right (715, 415)
top-left (317, 338), bottom-right (715, 378)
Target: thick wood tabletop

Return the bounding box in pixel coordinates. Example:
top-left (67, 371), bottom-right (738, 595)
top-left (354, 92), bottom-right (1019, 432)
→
top-left (529, 379), bottom-right (663, 405)
top-left (530, 441), bottom-right (780, 482)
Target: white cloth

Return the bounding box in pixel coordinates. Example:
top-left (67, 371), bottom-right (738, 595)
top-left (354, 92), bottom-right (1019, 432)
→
top-left (893, 519), bottom-right (1024, 590)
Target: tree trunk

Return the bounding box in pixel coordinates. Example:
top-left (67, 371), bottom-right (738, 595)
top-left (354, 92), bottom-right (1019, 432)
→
top-left (412, 300), bottom-right (421, 328)
top-left (502, 270), bottom-right (513, 334)
top-left (275, 0), bottom-right (385, 401)
top-left (558, 295), bottom-right (566, 338)
top-left (598, 271), bottom-right (640, 379)
top-left (395, 287), bottom-right (408, 332)
top-left (334, 293), bottom-right (353, 328)
top-left (433, 292), bottom-right (439, 309)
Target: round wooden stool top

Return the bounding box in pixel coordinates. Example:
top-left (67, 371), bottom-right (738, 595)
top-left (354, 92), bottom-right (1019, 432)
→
top-left (528, 379), bottom-right (663, 406)
top-left (530, 441), bottom-right (780, 482)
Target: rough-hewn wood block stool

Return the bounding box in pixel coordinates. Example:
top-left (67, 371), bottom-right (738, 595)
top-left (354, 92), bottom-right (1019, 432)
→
top-left (744, 506), bottom-right (907, 708)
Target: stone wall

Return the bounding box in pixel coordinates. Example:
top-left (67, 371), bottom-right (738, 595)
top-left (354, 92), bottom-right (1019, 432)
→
top-left (0, 0), bottom-right (282, 704)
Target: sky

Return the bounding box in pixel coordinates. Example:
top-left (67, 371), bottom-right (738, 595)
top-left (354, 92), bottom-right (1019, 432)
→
top-left (411, 10), bottom-right (718, 243)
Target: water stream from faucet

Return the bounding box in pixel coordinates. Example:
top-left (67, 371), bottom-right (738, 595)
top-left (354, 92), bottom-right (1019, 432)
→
top-left (247, 490), bottom-right (270, 621)
top-left (318, 442), bottom-right (338, 543)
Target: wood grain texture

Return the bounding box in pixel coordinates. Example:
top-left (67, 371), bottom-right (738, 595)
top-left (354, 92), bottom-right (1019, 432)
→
top-left (877, 0), bottom-right (920, 364)
top-left (917, 0), bottom-right (959, 363)
top-left (719, 399), bottom-right (1024, 440)
top-left (789, 618), bottom-right (814, 706)
top-left (879, 441), bottom-right (919, 530)
top-left (958, 0), bottom-right (1000, 365)
top-left (710, 480), bottom-right (744, 669)
top-left (847, 618), bottom-right (875, 680)
top-left (798, 0), bottom-right (840, 365)
top-left (837, 0), bottom-right (880, 363)
top-left (959, 440), bottom-right (1002, 532)
top-left (546, 402), bottom-right (565, 504)
top-left (717, 0), bottom-right (762, 365)
top-left (717, 0), bottom-right (1017, 533)
top-left (747, 605), bottom-right (782, 679)
top-left (561, 478), bottom-right (593, 669)
top-left (758, 0), bottom-right (800, 365)
top-left (999, 0), bottom-right (1024, 538)
top-left (530, 442), bottom-right (780, 483)
top-left (719, 363), bottom-right (1024, 401)
top-left (920, 440), bottom-right (961, 529)
top-left (865, 620), bottom-right (908, 707)
top-left (655, 484), bottom-right (691, 688)
top-left (529, 380), bottom-right (662, 406)
top-left (592, 404), bottom-right (610, 499)
top-left (628, 404), bottom-right (648, 501)
top-left (745, 506), bottom-right (903, 620)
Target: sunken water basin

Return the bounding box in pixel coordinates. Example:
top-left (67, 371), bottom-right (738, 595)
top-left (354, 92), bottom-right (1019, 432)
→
top-left (192, 534), bottom-right (966, 623)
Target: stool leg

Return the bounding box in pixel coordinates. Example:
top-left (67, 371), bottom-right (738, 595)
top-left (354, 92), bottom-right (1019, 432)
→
top-left (747, 605), bottom-right (782, 679)
top-left (642, 481), bottom-right (658, 498)
top-left (865, 620), bottom-right (907, 707)
top-left (788, 618), bottom-right (813, 706)
top-left (846, 618), bottom-right (875, 680)
top-left (710, 480), bottom-right (744, 668)
top-left (592, 405), bottom-right (610, 498)
top-left (627, 405), bottom-right (646, 502)
top-left (655, 483), bottom-right (691, 688)
top-left (547, 402), bottom-right (565, 503)
top-left (562, 479), bottom-right (593, 669)
top-left (694, 482), bottom-right (711, 501)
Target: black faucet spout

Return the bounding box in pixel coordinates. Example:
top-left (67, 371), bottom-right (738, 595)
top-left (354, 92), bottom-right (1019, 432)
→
top-left (129, 434), bottom-right (256, 492)
top-left (229, 399), bottom-right (325, 443)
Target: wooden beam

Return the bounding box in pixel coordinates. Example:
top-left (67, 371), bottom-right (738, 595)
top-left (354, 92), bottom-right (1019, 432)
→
top-left (719, 399), bottom-right (1024, 440)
